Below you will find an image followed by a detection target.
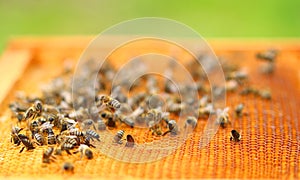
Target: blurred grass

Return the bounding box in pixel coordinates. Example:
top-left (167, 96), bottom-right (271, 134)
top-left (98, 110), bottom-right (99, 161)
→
top-left (0, 0), bottom-right (299, 53)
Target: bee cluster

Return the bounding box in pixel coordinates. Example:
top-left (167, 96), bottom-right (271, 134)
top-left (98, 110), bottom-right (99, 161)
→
top-left (8, 49), bottom-right (275, 168)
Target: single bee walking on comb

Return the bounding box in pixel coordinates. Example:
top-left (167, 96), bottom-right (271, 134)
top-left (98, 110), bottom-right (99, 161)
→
top-left (230, 129), bottom-right (241, 142)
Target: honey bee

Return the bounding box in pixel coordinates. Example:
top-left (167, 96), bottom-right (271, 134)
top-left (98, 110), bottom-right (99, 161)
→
top-left (184, 116), bottom-right (197, 129)
top-left (82, 136), bottom-right (96, 148)
top-left (226, 70), bottom-right (248, 81)
top-left (114, 130), bottom-right (125, 144)
top-left (60, 142), bottom-right (75, 155)
top-left (32, 130), bottom-right (44, 145)
top-left (235, 103), bottom-right (244, 117)
top-left (42, 147), bottom-right (56, 163)
top-left (85, 129), bottom-right (100, 141)
top-left (69, 128), bottom-right (85, 137)
top-left (62, 162), bottom-right (74, 173)
top-left (99, 95), bottom-right (121, 110)
top-left (230, 129), bottom-right (241, 142)
top-left (11, 126), bottom-right (23, 145)
top-left (259, 90), bottom-right (271, 100)
top-left (125, 134), bottom-right (135, 147)
top-left (24, 100), bottom-right (43, 120)
top-left (163, 120), bottom-right (179, 136)
top-left (256, 49), bottom-right (278, 62)
top-left (239, 87), bottom-right (259, 96)
top-left (216, 107), bottom-right (231, 128)
top-left (198, 103), bottom-right (214, 118)
top-left (65, 136), bottom-right (78, 147)
top-left (18, 134), bottom-right (35, 153)
top-left (29, 119), bottom-right (39, 132)
top-left (74, 144), bottom-right (93, 159)
top-left (46, 128), bottom-right (56, 145)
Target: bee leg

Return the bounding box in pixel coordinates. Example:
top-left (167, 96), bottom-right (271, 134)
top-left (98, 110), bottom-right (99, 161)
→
top-left (92, 124), bottom-right (97, 131)
top-left (19, 146), bottom-right (25, 153)
top-left (72, 150), bottom-right (79, 154)
top-left (90, 144), bottom-right (96, 148)
top-left (17, 141), bottom-right (21, 146)
top-left (65, 150), bottom-right (72, 155)
top-left (162, 130), bottom-right (171, 136)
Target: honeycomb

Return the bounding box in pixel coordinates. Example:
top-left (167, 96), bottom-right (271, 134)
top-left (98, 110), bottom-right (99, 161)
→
top-left (0, 39), bottom-right (299, 179)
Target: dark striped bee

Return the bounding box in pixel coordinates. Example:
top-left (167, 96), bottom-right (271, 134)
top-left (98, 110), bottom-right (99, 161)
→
top-left (74, 144), bottom-right (93, 159)
top-left (18, 134), bottom-right (35, 153)
top-left (99, 95), bottom-right (121, 110)
top-left (29, 119), bottom-right (39, 132)
top-left (69, 128), bottom-right (85, 137)
top-left (32, 130), bottom-right (44, 145)
top-left (230, 130), bottom-right (241, 142)
top-left (65, 136), bottom-right (78, 147)
top-left (162, 120), bottom-right (179, 136)
top-left (114, 130), bottom-right (125, 144)
top-left (82, 136), bottom-right (96, 148)
top-left (42, 147), bottom-right (56, 163)
top-left (125, 134), bottom-right (135, 147)
top-left (24, 100), bottom-right (43, 120)
top-left (11, 126), bottom-right (23, 145)
top-left (61, 142), bottom-right (75, 155)
top-left (86, 129), bottom-right (100, 141)
top-left (46, 128), bottom-right (56, 145)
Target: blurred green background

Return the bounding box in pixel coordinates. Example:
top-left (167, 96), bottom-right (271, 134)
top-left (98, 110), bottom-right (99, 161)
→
top-left (0, 0), bottom-right (299, 53)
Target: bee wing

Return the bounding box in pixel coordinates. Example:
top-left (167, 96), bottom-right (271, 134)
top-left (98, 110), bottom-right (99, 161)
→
top-left (216, 109), bottom-right (222, 116)
top-left (224, 107), bottom-right (230, 113)
top-left (40, 122), bottom-right (53, 131)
